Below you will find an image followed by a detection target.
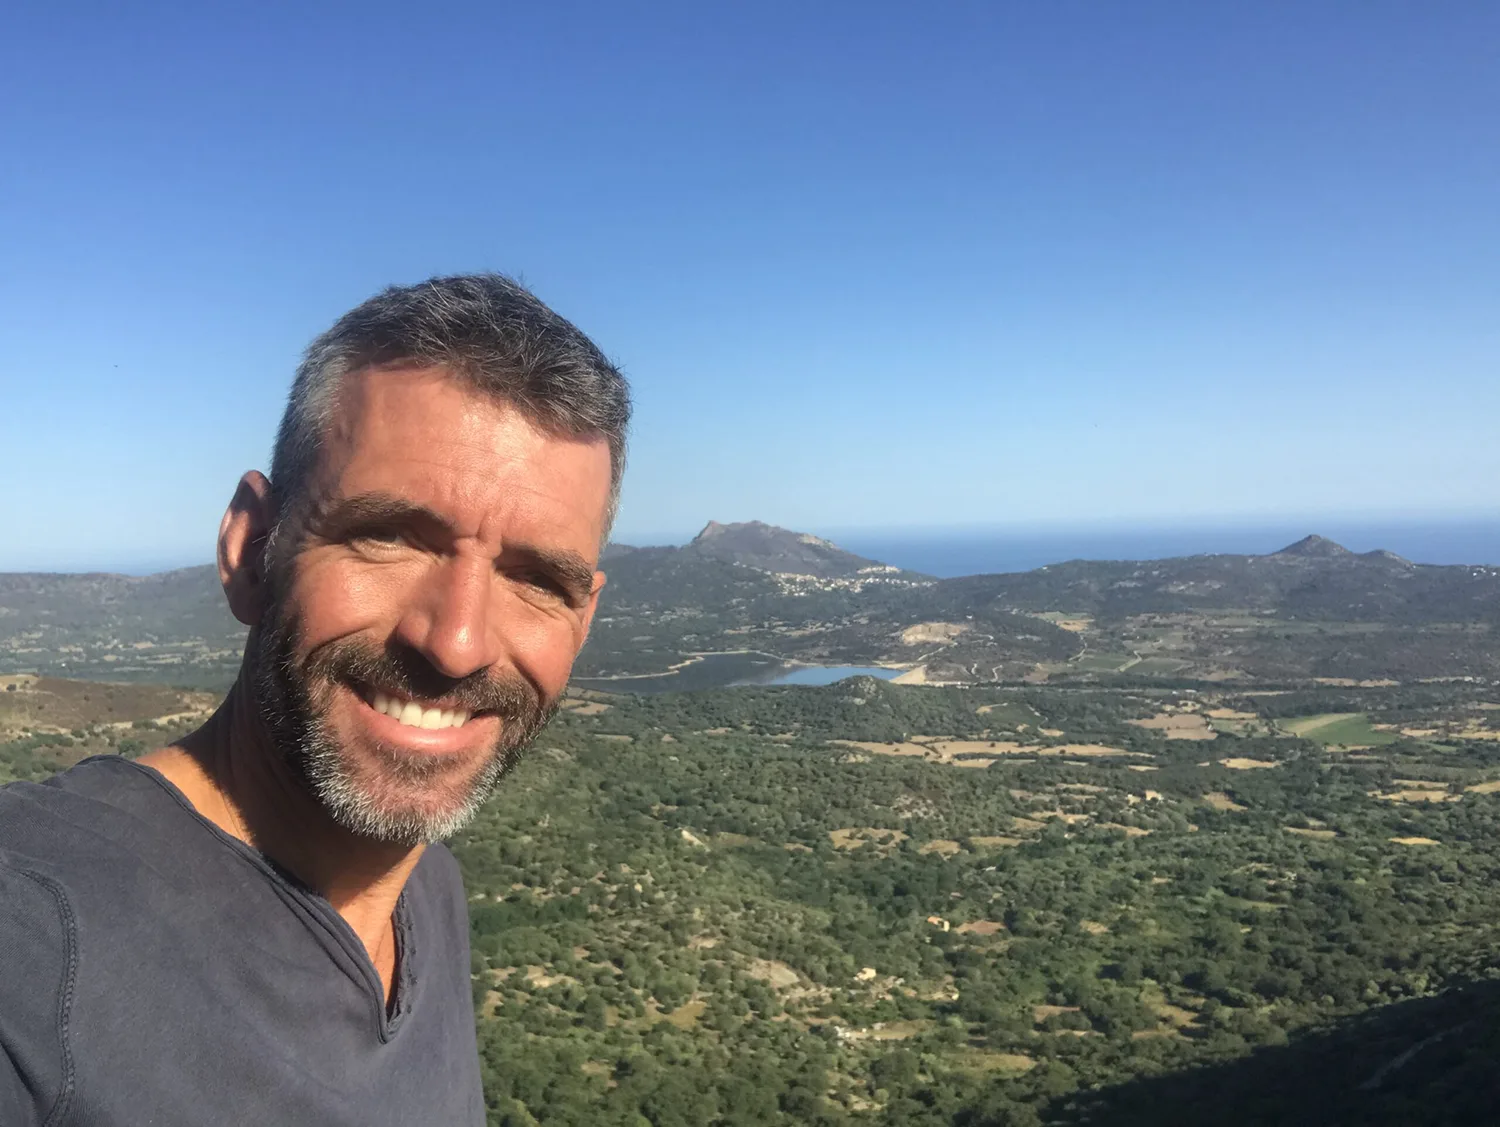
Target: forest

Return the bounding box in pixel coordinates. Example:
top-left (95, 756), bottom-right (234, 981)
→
top-left (441, 678), bottom-right (1500, 1125)
top-left (7, 668), bottom-right (1500, 1123)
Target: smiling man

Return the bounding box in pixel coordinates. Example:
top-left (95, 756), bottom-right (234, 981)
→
top-left (0, 275), bottom-right (629, 1126)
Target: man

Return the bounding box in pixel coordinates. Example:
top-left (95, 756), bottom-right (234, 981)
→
top-left (0, 275), bottom-right (630, 1125)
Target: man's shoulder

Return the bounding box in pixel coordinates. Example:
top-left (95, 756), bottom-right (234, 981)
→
top-left (418, 840), bottom-right (463, 885)
top-left (0, 848), bottom-right (79, 1125)
top-left (411, 841), bottom-right (468, 911)
top-left (0, 754), bottom-right (206, 955)
top-left (407, 842), bottom-right (473, 954)
top-left (0, 755), bottom-right (201, 882)
top-left (2, 752), bottom-right (172, 808)
top-left (0, 766), bottom-right (99, 1029)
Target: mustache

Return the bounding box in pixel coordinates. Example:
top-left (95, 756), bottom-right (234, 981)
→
top-left (301, 637), bottom-right (542, 719)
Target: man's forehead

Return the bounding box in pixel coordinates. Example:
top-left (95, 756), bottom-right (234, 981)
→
top-left (327, 366), bottom-right (608, 465)
top-left (317, 366), bottom-right (612, 543)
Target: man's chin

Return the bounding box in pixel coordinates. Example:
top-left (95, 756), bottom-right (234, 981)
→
top-left (295, 728), bottom-right (513, 846)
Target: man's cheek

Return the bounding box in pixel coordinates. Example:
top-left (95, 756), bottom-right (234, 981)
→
top-left (505, 618), bottom-right (585, 695)
top-left (299, 564), bottom-right (402, 639)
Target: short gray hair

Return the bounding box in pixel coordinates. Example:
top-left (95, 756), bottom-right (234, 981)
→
top-left (269, 273), bottom-right (630, 540)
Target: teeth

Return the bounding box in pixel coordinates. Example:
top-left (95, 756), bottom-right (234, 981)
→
top-left (369, 690), bottom-right (472, 729)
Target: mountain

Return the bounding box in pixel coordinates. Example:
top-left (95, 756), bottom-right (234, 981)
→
top-left (1273, 535), bottom-right (1413, 568)
top-left (931, 535), bottom-right (1491, 624)
top-left (1275, 534), bottom-right (1354, 559)
top-left (679, 520), bottom-right (911, 579)
top-left (5, 527), bottom-right (1500, 688)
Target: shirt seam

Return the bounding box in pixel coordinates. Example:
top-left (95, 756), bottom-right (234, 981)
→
top-left (6, 865), bottom-right (79, 1127)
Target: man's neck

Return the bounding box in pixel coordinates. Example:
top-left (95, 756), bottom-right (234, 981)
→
top-left (139, 673), bottom-right (422, 998)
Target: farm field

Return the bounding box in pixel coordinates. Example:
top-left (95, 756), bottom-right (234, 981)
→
top-left (1277, 712), bottom-right (1400, 747)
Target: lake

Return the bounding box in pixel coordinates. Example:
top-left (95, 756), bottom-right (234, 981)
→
top-left (739, 664), bottom-right (904, 687)
top-left (571, 654), bottom-right (904, 694)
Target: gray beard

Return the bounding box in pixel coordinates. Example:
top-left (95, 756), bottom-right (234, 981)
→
top-left (249, 587), bottom-right (556, 847)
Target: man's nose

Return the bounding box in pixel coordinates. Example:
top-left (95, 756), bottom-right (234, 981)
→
top-left (394, 557), bottom-right (500, 680)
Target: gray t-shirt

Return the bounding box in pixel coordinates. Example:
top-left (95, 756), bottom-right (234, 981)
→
top-left (0, 755), bottom-right (485, 1126)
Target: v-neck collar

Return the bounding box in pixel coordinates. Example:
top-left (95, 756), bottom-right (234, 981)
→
top-left (117, 756), bottom-right (419, 1041)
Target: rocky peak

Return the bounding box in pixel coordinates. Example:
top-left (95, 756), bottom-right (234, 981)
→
top-left (686, 520), bottom-right (892, 579)
top-left (1274, 535), bottom-right (1353, 559)
top-left (693, 520), bottom-right (731, 541)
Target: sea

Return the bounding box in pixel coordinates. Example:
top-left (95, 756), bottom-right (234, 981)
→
top-left (833, 518), bottom-right (1500, 579)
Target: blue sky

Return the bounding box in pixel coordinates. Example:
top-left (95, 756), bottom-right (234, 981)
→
top-left (1, 2), bottom-right (1496, 571)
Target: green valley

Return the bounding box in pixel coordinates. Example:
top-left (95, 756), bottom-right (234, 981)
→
top-left (7, 523), bottom-right (1500, 1124)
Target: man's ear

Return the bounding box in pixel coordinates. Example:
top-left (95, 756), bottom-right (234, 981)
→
top-left (219, 472), bottom-right (278, 627)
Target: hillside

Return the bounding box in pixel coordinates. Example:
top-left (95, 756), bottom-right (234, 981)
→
top-left (0, 566), bottom-right (245, 686)
top-left (932, 535), bottom-right (1497, 624)
top-left (13, 674), bottom-right (1500, 1123)
top-left (5, 529), bottom-right (1500, 688)
top-left (452, 678), bottom-right (1500, 1125)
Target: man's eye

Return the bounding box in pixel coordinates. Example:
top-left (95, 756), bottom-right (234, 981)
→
top-left (518, 571), bottom-right (567, 599)
top-left (353, 528), bottom-right (408, 547)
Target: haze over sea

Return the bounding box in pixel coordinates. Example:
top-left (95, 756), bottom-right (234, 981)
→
top-left (832, 518), bottom-right (1500, 579)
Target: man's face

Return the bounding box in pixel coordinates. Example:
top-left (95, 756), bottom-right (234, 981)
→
top-left (249, 366), bottom-right (612, 845)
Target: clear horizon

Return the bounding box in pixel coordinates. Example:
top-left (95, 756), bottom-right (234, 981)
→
top-left (2, 4), bottom-right (1496, 571)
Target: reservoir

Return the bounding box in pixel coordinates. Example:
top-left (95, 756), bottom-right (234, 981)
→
top-left (571, 654), bottom-right (905, 694)
top-left (741, 664), bottom-right (904, 687)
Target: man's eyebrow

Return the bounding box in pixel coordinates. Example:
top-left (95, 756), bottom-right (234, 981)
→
top-left (311, 492), bottom-right (454, 539)
top-left (508, 544), bottom-right (599, 606)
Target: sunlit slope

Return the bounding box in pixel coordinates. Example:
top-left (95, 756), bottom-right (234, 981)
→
top-left (9, 673), bottom-right (1500, 1122)
top-left (449, 678), bottom-right (1500, 1125)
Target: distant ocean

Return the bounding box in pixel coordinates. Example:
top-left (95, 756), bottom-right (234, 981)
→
top-left (834, 519), bottom-right (1500, 579)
